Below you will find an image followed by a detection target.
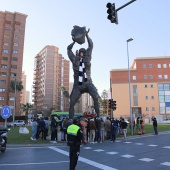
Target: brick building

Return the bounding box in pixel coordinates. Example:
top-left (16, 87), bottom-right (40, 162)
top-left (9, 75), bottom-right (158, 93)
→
top-left (110, 56), bottom-right (170, 120)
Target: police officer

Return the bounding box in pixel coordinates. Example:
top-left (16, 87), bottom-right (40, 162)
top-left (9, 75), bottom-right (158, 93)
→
top-left (67, 117), bottom-right (83, 170)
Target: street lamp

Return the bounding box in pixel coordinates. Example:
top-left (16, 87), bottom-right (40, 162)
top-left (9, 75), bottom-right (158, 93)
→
top-left (13, 76), bottom-right (17, 127)
top-left (127, 38), bottom-right (133, 135)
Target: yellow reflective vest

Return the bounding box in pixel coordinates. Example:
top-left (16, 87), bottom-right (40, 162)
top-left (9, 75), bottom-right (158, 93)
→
top-left (67, 124), bottom-right (80, 136)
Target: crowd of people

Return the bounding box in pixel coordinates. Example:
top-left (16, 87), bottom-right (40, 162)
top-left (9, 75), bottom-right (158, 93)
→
top-left (30, 115), bottom-right (158, 143)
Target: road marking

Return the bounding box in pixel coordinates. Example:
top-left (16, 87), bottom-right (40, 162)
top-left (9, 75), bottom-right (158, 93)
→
top-left (0, 161), bottom-right (69, 166)
top-left (139, 158), bottom-right (154, 162)
top-left (121, 154), bottom-right (134, 158)
top-left (124, 141), bottom-right (132, 144)
top-left (49, 146), bottom-right (118, 170)
top-left (162, 146), bottom-right (170, 149)
top-left (94, 149), bottom-right (105, 152)
top-left (135, 143), bottom-right (144, 145)
top-left (106, 152), bottom-right (118, 155)
top-left (161, 162), bottom-right (170, 166)
top-left (148, 144), bottom-right (158, 147)
top-left (83, 147), bottom-right (92, 149)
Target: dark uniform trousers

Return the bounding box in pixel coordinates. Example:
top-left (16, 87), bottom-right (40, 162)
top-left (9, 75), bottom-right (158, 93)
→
top-left (69, 145), bottom-right (80, 170)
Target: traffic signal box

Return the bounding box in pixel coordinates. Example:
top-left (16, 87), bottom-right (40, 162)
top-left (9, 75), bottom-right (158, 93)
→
top-left (106, 2), bottom-right (118, 24)
top-left (109, 99), bottom-right (117, 110)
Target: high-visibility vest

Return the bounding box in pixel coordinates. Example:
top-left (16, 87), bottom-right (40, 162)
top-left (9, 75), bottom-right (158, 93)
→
top-left (67, 124), bottom-right (80, 136)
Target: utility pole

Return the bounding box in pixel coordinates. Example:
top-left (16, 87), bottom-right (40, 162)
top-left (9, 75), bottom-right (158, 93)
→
top-left (13, 77), bottom-right (17, 127)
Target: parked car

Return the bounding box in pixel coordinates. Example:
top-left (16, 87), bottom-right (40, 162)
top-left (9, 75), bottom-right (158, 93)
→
top-left (163, 118), bottom-right (170, 124)
top-left (7, 120), bottom-right (25, 127)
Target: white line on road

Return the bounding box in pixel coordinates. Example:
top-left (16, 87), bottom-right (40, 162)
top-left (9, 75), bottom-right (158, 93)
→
top-left (0, 161), bottom-right (69, 166)
top-left (49, 146), bottom-right (118, 170)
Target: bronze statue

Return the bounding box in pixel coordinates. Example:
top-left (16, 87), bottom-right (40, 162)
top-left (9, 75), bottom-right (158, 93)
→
top-left (67, 26), bottom-right (100, 119)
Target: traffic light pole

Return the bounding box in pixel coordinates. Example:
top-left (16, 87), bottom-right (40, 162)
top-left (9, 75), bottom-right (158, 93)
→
top-left (116, 0), bottom-right (137, 12)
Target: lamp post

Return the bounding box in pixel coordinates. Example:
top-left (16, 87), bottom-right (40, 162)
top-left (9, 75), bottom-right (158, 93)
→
top-left (13, 76), bottom-right (17, 127)
top-left (127, 38), bottom-right (133, 135)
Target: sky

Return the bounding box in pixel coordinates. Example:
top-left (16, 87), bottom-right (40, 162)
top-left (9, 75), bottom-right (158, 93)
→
top-left (1, 0), bottom-right (170, 96)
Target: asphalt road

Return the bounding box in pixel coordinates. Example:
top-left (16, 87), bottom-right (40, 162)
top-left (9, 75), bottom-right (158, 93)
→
top-left (1, 132), bottom-right (170, 170)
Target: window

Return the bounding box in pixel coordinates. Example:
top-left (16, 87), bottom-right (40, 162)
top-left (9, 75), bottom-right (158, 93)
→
top-left (11, 65), bottom-right (17, 69)
top-left (165, 95), bottom-right (170, 102)
top-left (13, 50), bottom-right (18, 54)
top-left (158, 84), bottom-right (164, 90)
top-left (2, 57), bottom-right (8, 61)
top-left (150, 75), bottom-right (153, 79)
top-left (0, 88), bottom-right (5, 92)
top-left (12, 57), bottom-right (18, 61)
top-left (3, 49), bottom-right (8, 53)
top-left (151, 96), bottom-right (154, 99)
top-left (143, 64), bottom-right (146, 68)
top-left (164, 75), bottom-right (168, 79)
top-left (0, 97), bottom-right (5, 101)
top-left (144, 84), bottom-right (148, 88)
top-left (4, 42), bottom-right (9, 46)
top-left (14, 35), bottom-right (19, 39)
top-left (15, 28), bottom-right (20, 32)
top-left (149, 64), bottom-right (152, 68)
top-left (9, 97), bottom-right (14, 101)
top-left (5, 28), bottom-right (10, 32)
top-left (157, 64), bottom-right (161, 68)
top-left (146, 107), bottom-right (149, 111)
top-left (1, 65), bottom-right (7, 68)
top-left (0, 80), bottom-right (6, 85)
top-left (152, 107), bottom-right (155, 111)
top-left (11, 73), bottom-right (16, 77)
top-left (163, 64), bottom-right (167, 68)
top-left (0, 72), bottom-right (7, 76)
top-left (164, 84), bottom-right (170, 90)
top-left (159, 96), bottom-right (164, 102)
top-left (4, 35), bottom-right (9, 39)
top-left (150, 84), bottom-right (154, 88)
top-left (132, 76), bottom-right (136, 80)
top-left (158, 75), bottom-right (162, 79)
top-left (144, 75), bottom-right (147, 79)
top-left (14, 42), bottom-right (19, 46)
top-left (145, 96), bottom-right (148, 100)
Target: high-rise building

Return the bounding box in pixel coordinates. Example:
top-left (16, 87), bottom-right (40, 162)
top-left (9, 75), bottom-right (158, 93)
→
top-left (26, 91), bottom-right (30, 103)
top-left (32, 45), bottom-right (69, 112)
top-left (110, 56), bottom-right (170, 120)
top-left (0, 11), bottom-right (27, 115)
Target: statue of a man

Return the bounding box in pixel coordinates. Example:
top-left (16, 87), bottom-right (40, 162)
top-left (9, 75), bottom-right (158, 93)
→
top-left (67, 27), bottom-right (100, 119)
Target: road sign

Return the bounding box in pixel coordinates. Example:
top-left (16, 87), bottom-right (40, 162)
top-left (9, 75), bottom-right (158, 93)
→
top-left (1, 105), bottom-right (11, 119)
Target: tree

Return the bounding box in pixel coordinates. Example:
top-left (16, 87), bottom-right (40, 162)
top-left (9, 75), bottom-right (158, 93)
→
top-left (21, 103), bottom-right (34, 116)
top-left (100, 90), bottom-right (108, 115)
top-left (60, 86), bottom-right (70, 99)
top-left (9, 80), bottom-right (23, 92)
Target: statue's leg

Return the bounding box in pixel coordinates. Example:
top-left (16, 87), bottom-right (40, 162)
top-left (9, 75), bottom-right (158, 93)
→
top-left (69, 87), bottom-right (81, 119)
top-left (87, 83), bottom-right (100, 117)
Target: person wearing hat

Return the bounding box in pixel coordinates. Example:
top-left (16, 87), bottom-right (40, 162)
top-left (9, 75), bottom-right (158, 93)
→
top-left (67, 28), bottom-right (100, 119)
top-left (67, 117), bottom-right (83, 170)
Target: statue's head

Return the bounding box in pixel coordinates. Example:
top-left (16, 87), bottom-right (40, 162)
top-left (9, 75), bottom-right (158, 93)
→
top-left (79, 48), bottom-right (86, 57)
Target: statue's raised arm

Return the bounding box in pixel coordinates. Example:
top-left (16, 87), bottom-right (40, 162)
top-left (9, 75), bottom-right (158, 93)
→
top-left (86, 28), bottom-right (93, 57)
top-left (67, 41), bottom-right (76, 63)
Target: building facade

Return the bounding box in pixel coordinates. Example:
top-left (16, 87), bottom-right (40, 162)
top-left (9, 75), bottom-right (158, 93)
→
top-left (110, 56), bottom-right (170, 120)
top-left (0, 11), bottom-right (27, 115)
top-left (32, 45), bottom-right (69, 112)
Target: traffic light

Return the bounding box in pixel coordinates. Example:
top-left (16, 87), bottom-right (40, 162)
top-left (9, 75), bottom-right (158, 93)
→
top-left (106, 2), bottom-right (118, 24)
top-left (113, 101), bottom-right (117, 111)
top-left (109, 99), bottom-right (112, 109)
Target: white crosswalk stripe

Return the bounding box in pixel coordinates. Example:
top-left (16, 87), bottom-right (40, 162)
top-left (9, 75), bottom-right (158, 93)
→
top-left (121, 154), bottom-right (134, 158)
top-left (106, 152), bottom-right (119, 155)
top-left (139, 158), bottom-right (154, 162)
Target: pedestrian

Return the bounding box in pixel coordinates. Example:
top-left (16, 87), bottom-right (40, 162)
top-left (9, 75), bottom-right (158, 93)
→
top-left (110, 118), bottom-right (117, 142)
top-left (95, 116), bottom-right (101, 143)
top-left (89, 118), bottom-right (96, 144)
top-left (67, 117), bottom-right (83, 170)
top-left (31, 118), bottom-right (38, 140)
top-left (121, 118), bottom-right (128, 140)
top-left (152, 117), bottom-right (158, 135)
top-left (36, 117), bottom-right (45, 140)
top-left (50, 116), bottom-right (58, 143)
top-left (100, 118), bottom-right (105, 143)
top-left (44, 117), bottom-right (50, 140)
top-left (105, 117), bottom-right (111, 140)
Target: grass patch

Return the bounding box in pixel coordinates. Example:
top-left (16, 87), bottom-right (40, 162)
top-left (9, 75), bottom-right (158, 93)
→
top-left (7, 124), bottom-right (170, 144)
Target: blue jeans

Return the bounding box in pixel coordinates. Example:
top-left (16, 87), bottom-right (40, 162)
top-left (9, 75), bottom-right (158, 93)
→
top-left (32, 129), bottom-right (37, 139)
top-left (153, 126), bottom-right (158, 135)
